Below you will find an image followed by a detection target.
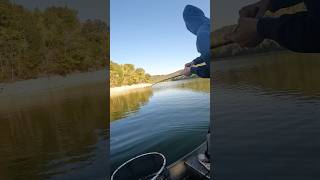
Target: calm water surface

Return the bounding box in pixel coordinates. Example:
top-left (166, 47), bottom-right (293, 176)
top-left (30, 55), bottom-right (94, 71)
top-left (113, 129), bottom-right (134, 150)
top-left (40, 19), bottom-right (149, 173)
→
top-left (213, 52), bottom-right (320, 180)
top-left (110, 79), bottom-right (210, 172)
top-left (0, 83), bottom-right (108, 180)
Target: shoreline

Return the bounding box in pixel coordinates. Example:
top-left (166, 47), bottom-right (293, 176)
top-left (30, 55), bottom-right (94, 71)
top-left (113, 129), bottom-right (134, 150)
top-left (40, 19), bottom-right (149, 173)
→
top-left (0, 68), bottom-right (152, 97)
top-left (0, 69), bottom-right (107, 96)
top-left (110, 83), bottom-right (152, 96)
top-left (0, 69), bottom-right (108, 113)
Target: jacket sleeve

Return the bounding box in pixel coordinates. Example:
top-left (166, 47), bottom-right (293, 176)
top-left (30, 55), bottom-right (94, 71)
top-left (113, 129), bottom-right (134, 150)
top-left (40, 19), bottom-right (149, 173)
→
top-left (257, 12), bottom-right (320, 52)
top-left (190, 64), bottom-right (210, 78)
top-left (193, 28), bottom-right (210, 65)
top-left (268, 0), bottom-right (303, 12)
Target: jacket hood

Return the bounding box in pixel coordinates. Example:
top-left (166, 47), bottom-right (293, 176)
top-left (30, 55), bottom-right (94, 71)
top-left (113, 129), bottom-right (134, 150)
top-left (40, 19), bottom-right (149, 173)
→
top-left (183, 5), bottom-right (209, 35)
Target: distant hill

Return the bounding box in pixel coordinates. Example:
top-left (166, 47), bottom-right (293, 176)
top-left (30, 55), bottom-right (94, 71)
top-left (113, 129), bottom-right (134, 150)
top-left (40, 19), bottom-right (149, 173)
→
top-left (151, 69), bottom-right (183, 83)
top-left (211, 3), bottom-right (306, 58)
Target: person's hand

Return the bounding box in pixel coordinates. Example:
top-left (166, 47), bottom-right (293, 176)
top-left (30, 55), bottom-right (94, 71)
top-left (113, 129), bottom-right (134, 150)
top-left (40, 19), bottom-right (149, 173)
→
top-left (183, 66), bottom-right (192, 77)
top-left (226, 17), bottom-right (263, 48)
top-left (239, 0), bottom-right (271, 18)
top-left (185, 61), bottom-right (194, 68)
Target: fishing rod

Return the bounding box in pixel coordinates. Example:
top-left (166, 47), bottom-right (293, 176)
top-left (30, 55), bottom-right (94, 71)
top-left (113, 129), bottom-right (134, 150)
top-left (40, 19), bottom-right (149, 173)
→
top-left (152, 40), bottom-right (236, 86)
top-left (151, 74), bottom-right (183, 86)
top-left (152, 25), bottom-right (239, 86)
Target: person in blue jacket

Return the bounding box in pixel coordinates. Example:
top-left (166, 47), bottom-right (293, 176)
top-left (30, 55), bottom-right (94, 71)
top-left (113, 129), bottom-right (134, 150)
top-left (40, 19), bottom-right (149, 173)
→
top-left (182, 5), bottom-right (211, 78)
top-left (228, 0), bottom-right (320, 52)
top-left (182, 5), bottom-right (211, 171)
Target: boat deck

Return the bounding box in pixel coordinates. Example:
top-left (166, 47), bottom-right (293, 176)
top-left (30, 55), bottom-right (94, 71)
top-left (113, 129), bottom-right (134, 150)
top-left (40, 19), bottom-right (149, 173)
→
top-left (185, 154), bottom-right (210, 180)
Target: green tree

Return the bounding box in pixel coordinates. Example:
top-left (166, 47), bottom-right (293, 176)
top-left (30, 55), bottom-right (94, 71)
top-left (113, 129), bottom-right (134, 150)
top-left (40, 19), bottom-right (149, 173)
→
top-left (110, 61), bottom-right (151, 87)
top-left (0, 1), bottom-right (109, 82)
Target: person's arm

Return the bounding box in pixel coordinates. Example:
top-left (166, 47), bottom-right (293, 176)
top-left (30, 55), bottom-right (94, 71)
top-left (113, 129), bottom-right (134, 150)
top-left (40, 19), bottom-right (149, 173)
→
top-left (192, 57), bottom-right (204, 65)
top-left (268, 0), bottom-right (303, 12)
top-left (193, 26), bottom-right (210, 65)
top-left (190, 64), bottom-right (210, 78)
top-left (257, 12), bottom-right (320, 52)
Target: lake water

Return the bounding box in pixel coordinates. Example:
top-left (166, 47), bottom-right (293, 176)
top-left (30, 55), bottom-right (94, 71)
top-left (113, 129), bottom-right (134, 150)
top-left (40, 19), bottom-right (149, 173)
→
top-left (110, 79), bottom-right (210, 173)
top-left (0, 82), bottom-right (109, 180)
top-left (213, 52), bottom-right (320, 180)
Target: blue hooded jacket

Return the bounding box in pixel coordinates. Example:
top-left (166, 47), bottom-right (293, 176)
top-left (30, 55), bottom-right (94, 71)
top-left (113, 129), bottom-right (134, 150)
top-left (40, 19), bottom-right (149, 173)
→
top-left (183, 5), bottom-right (211, 78)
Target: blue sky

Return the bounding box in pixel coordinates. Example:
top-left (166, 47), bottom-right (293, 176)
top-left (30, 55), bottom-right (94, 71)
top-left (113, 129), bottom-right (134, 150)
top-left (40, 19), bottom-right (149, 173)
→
top-left (111, 0), bottom-right (210, 75)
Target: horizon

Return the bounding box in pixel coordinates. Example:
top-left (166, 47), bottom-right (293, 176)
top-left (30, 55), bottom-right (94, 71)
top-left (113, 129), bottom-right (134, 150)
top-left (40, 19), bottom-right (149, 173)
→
top-left (111, 0), bottom-right (209, 75)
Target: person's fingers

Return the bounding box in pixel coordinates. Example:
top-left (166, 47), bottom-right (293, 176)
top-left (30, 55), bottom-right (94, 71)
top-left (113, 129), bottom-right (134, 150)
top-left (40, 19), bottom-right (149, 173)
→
top-left (184, 67), bottom-right (191, 76)
top-left (246, 36), bottom-right (263, 47)
top-left (256, 7), bottom-right (266, 18)
top-left (239, 5), bottom-right (259, 18)
top-left (183, 67), bottom-right (189, 76)
top-left (225, 20), bottom-right (240, 40)
top-left (226, 21), bottom-right (242, 41)
top-left (239, 17), bottom-right (249, 24)
top-left (239, 7), bottom-right (248, 17)
top-left (256, 5), bottom-right (266, 18)
top-left (256, 0), bottom-right (269, 18)
top-left (237, 37), bottom-right (249, 48)
top-left (240, 38), bottom-right (257, 48)
top-left (242, 39), bottom-right (254, 48)
top-left (224, 32), bottom-right (235, 42)
top-left (239, 9), bottom-right (252, 17)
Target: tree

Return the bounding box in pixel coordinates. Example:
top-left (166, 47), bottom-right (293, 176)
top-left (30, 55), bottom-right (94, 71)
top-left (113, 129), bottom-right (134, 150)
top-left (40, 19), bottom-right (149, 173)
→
top-left (0, 2), bottom-right (109, 82)
top-left (110, 61), bottom-right (151, 87)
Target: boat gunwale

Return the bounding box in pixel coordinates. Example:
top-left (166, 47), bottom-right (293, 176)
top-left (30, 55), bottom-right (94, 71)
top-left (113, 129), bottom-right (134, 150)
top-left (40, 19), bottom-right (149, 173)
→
top-left (167, 141), bottom-right (207, 180)
top-left (167, 141), bottom-right (206, 169)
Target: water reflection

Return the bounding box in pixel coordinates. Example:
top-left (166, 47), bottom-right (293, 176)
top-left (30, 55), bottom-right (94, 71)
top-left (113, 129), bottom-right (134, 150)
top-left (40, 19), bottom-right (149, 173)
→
top-left (175, 79), bottom-right (210, 93)
top-left (110, 79), bottom-right (210, 172)
top-left (110, 88), bottom-right (153, 122)
top-left (110, 79), bottom-right (210, 123)
top-left (213, 51), bottom-right (320, 180)
top-left (214, 52), bottom-right (320, 97)
top-left (0, 83), bottom-right (108, 180)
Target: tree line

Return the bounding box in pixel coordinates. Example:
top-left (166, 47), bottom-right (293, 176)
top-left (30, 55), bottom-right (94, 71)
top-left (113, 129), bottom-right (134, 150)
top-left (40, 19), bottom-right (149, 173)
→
top-left (0, 0), bottom-right (109, 82)
top-left (110, 61), bottom-right (151, 87)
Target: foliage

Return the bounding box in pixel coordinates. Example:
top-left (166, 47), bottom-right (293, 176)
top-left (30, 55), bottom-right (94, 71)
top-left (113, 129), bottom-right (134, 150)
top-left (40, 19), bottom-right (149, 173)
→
top-left (0, 1), bottom-right (109, 82)
top-left (110, 61), bottom-right (151, 87)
